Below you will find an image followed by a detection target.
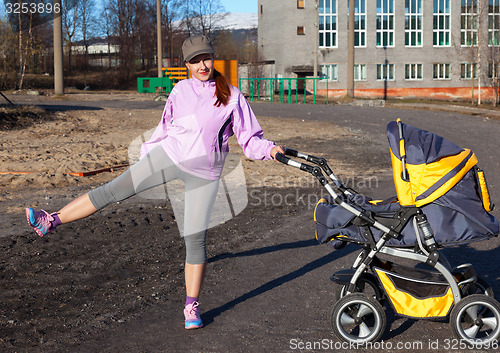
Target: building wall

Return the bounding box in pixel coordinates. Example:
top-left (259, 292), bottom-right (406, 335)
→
top-left (258, 0), bottom-right (317, 77)
top-left (258, 0), bottom-right (496, 101)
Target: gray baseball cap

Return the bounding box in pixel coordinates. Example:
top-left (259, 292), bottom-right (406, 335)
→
top-left (182, 35), bottom-right (215, 62)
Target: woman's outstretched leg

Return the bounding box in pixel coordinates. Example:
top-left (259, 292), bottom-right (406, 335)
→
top-left (57, 192), bottom-right (98, 223)
top-left (25, 146), bottom-right (176, 237)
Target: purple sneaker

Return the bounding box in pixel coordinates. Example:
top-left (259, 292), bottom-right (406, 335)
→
top-left (25, 207), bottom-right (56, 237)
top-left (184, 302), bottom-right (203, 329)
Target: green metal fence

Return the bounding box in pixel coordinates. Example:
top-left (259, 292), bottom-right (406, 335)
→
top-left (238, 77), bottom-right (328, 105)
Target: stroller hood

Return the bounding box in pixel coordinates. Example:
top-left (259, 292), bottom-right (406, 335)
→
top-left (387, 120), bottom-right (478, 207)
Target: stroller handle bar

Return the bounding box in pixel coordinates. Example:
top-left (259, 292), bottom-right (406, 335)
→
top-left (275, 147), bottom-right (397, 238)
top-left (276, 148), bottom-right (343, 188)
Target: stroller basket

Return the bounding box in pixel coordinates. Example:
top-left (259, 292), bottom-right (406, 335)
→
top-left (374, 264), bottom-right (454, 319)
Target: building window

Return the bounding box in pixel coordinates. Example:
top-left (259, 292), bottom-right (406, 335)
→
top-left (461, 0), bottom-right (478, 46)
top-left (461, 63), bottom-right (477, 79)
top-left (405, 63), bottom-right (423, 80)
top-left (320, 64), bottom-right (338, 81)
top-left (349, 0), bottom-right (366, 47)
top-left (489, 0), bottom-right (500, 46)
top-left (433, 63), bottom-right (451, 79)
top-left (405, 0), bottom-right (422, 46)
top-left (377, 63), bottom-right (395, 80)
top-left (433, 0), bottom-right (450, 46)
top-left (297, 26), bottom-right (305, 35)
top-left (354, 64), bottom-right (367, 81)
top-left (297, 0), bottom-right (305, 9)
top-left (489, 62), bottom-right (500, 77)
top-left (377, 0), bottom-right (394, 47)
top-left (319, 0), bottom-right (337, 48)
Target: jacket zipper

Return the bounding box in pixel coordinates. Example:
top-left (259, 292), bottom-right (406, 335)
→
top-left (192, 82), bottom-right (206, 114)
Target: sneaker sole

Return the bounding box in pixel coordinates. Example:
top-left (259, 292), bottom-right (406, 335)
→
top-left (25, 208), bottom-right (45, 237)
top-left (185, 322), bottom-right (203, 329)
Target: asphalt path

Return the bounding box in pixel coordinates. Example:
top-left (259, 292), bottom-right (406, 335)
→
top-left (251, 102), bottom-right (500, 180)
top-left (6, 95), bottom-right (500, 352)
top-left (122, 101), bottom-right (500, 353)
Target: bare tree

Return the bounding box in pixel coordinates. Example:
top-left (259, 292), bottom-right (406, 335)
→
top-left (63, 0), bottom-right (80, 71)
top-left (0, 18), bottom-right (18, 88)
top-left (487, 0), bottom-right (500, 106)
top-left (10, 0), bottom-right (51, 89)
top-left (1, 1), bottom-right (52, 89)
top-left (99, 1), bottom-right (115, 69)
top-left (477, 0), bottom-right (488, 105)
top-left (80, 0), bottom-right (98, 75)
top-left (17, 2), bottom-right (25, 89)
top-left (182, 0), bottom-right (226, 38)
top-left (135, 0), bottom-right (156, 71)
top-left (162, 0), bottom-right (183, 67)
top-left (105, 0), bottom-right (141, 84)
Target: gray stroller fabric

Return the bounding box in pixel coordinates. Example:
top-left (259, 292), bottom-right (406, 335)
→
top-left (315, 170), bottom-right (499, 248)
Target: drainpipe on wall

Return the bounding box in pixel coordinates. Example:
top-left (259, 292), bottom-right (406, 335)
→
top-left (347, 0), bottom-right (355, 98)
top-left (314, 0), bottom-right (318, 78)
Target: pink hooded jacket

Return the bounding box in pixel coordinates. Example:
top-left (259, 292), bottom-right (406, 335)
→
top-left (140, 77), bottom-right (276, 180)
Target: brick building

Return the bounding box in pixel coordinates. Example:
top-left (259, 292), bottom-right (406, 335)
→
top-left (257, 0), bottom-right (500, 101)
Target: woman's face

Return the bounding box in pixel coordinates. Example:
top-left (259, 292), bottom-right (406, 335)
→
top-left (185, 53), bottom-right (214, 81)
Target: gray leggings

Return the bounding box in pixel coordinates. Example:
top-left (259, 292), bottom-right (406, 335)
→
top-left (88, 146), bottom-right (219, 265)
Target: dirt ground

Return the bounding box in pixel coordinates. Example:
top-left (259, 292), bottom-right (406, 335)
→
top-left (0, 92), bottom-right (396, 352)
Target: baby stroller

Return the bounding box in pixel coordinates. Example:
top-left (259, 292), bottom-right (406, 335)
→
top-left (276, 119), bottom-right (500, 345)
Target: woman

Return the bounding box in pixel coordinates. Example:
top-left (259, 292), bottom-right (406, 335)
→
top-left (25, 35), bottom-right (284, 330)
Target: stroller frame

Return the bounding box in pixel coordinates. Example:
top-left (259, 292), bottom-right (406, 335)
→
top-left (276, 146), bottom-right (500, 345)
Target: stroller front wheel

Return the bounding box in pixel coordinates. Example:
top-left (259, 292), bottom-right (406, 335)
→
top-left (450, 294), bottom-right (500, 345)
top-left (331, 293), bottom-right (386, 345)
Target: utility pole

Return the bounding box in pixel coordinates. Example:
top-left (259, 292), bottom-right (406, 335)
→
top-left (347, 0), bottom-right (355, 98)
top-left (53, 0), bottom-right (64, 95)
top-left (157, 0), bottom-right (163, 78)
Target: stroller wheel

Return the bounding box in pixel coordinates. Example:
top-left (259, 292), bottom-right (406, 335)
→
top-left (331, 293), bottom-right (386, 344)
top-left (335, 273), bottom-right (385, 304)
top-left (450, 294), bottom-right (500, 344)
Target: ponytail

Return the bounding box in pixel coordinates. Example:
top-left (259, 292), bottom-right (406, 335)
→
top-left (213, 69), bottom-right (231, 107)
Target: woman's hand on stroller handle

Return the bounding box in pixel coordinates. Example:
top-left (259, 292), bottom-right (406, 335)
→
top-left (271, 145), bottom-right (286, 160)
top-left (276, 147), bottom-right (345, 191)
top-left (275, 148), bottom-right (303, 168)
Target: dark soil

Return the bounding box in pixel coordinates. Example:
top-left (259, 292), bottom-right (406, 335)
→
top-left (1, 94), bottom-right (499, 353)
top-left (0, 105), bottom-right (55, 131)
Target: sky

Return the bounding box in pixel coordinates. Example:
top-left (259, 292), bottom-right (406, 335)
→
top-left (0, 0), bottom-right (258, 16)
top-left (0, 0), bottom-right (257, 22)
top-left (220, 0), bottom-right (257, 14)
